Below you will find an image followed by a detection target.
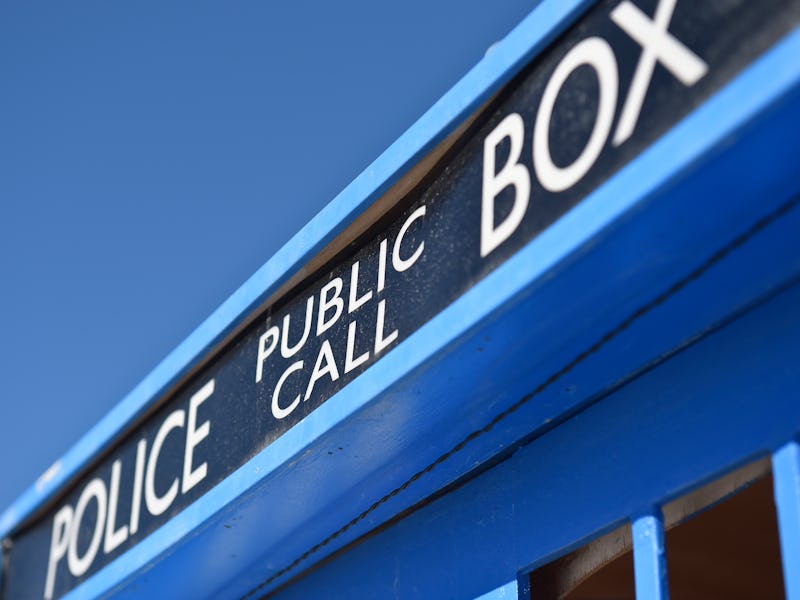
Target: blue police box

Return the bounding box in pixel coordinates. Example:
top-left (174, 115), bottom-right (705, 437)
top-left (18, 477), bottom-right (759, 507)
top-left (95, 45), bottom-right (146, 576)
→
top-left (3, 0), bottom-right (800, 598)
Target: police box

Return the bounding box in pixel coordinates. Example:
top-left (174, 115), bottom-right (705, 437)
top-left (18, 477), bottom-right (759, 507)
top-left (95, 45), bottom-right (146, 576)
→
top-left (3, 0), bottom-right (800, 598)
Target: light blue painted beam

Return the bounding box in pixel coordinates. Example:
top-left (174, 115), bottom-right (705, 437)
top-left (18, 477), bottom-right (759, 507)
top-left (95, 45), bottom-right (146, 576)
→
top-left (474, 579), bottom-right (524, 600)
top-left (633, 513), bottom-right (669, 600)
top-left (773, 441), bottom-right (800, 600)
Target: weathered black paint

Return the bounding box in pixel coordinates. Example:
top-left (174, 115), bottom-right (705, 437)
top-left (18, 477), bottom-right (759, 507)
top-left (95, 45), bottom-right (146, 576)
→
top-left (4, 0), bottom-right (797, 597)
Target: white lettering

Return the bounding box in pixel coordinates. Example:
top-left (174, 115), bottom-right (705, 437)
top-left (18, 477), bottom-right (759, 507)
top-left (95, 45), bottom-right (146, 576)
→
top-left (377, 239), bottom-right (389, 292)
top-left (129, 438), bottom-right (146, 536)
top-left (145, 410), bottom-right (184, 517)
top-left (44, 505), bottom-right (73, 600)
top-left (305, 340), bottom-right (340, 400)
top-left (481, 112), bottom-right (531, 257)
top-left (611, 0), bottom-right (708, 145)
top-left (348, 261), bottom-right (373, 313)
top-left (256, 325), bottom-right (279, 383)
top-left (67, 478), bottom-right (107, 577)
top-left (282, 297), bottom-right (314, 358)
top-left (533, 36), bottom-right (618, 192)
top-left (317, 277), bottom-right (344, 336)
top-left (182, 379), bottom-right (214, 494)
top-left (374, 299), bottom-right (398, 355)
top-left (103, 460), bottom-right (128, 554)
top-left (392, 206), bottom-right (426, 271)
top-left (345, 320), bottom-right (369, 373)
top-left (272, 361), bottom-right (304, 419)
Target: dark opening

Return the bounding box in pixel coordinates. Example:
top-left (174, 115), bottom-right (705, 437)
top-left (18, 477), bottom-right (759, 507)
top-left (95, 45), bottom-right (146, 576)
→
top-left (664, 473), bottom-right (784, 600)
top-left (529, 462), bottom-right (785, 599)
top-left (530, 524), bottom-right (635, 599)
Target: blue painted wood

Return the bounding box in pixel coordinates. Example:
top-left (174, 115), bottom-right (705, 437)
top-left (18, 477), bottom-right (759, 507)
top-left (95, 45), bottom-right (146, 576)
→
top-left (270, 281), bottom-right (800, 599)
top-left (773, 442), bottom-right (800, 600)
top-left (48, 25), bottom-right (800, 599)
top-left (2, 0), bottom-right (798, 597)
top-left (474, 580), bottom-right (522, 600)
top-left (633, 514), bottom-right (669, 600)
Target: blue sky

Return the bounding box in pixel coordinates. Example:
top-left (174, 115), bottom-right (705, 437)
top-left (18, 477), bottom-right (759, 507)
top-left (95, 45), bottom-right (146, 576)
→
top-left (0, 2), bottom-right (536, 513)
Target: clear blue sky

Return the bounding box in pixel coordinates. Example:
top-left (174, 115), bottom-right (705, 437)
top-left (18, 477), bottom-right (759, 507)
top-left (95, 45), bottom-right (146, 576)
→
top-left (0, 1), bottom-right (535, 513)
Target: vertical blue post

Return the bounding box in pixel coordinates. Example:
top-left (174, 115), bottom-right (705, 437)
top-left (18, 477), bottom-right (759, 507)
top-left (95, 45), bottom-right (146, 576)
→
top-left (773, 441), bottom-right (800, 600)
top-left (474, 577), bottom-right (527, 600)
top-left (633, 513), bottom-right (669, 600)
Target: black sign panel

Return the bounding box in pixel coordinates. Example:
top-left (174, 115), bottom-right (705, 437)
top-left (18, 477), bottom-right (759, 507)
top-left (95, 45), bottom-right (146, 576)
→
top-left (4, 0), bottom-right (797, 597)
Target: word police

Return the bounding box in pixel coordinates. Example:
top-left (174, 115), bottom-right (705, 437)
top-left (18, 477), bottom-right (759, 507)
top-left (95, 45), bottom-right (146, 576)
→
top-left (44, 380), bottom-right (215, 600)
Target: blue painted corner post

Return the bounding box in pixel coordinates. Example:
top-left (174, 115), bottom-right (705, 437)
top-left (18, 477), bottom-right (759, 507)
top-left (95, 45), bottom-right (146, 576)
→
top-left (633, 512), bottom-right (669, 600)
top-left (475, 577), bottom-right (529, 600)
top-left (773, 441), bottom-right (800, 600)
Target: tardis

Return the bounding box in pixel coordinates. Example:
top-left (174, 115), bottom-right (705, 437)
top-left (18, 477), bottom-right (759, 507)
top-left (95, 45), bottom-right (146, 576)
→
top-left (2, 0), bottom-right (800, 598)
